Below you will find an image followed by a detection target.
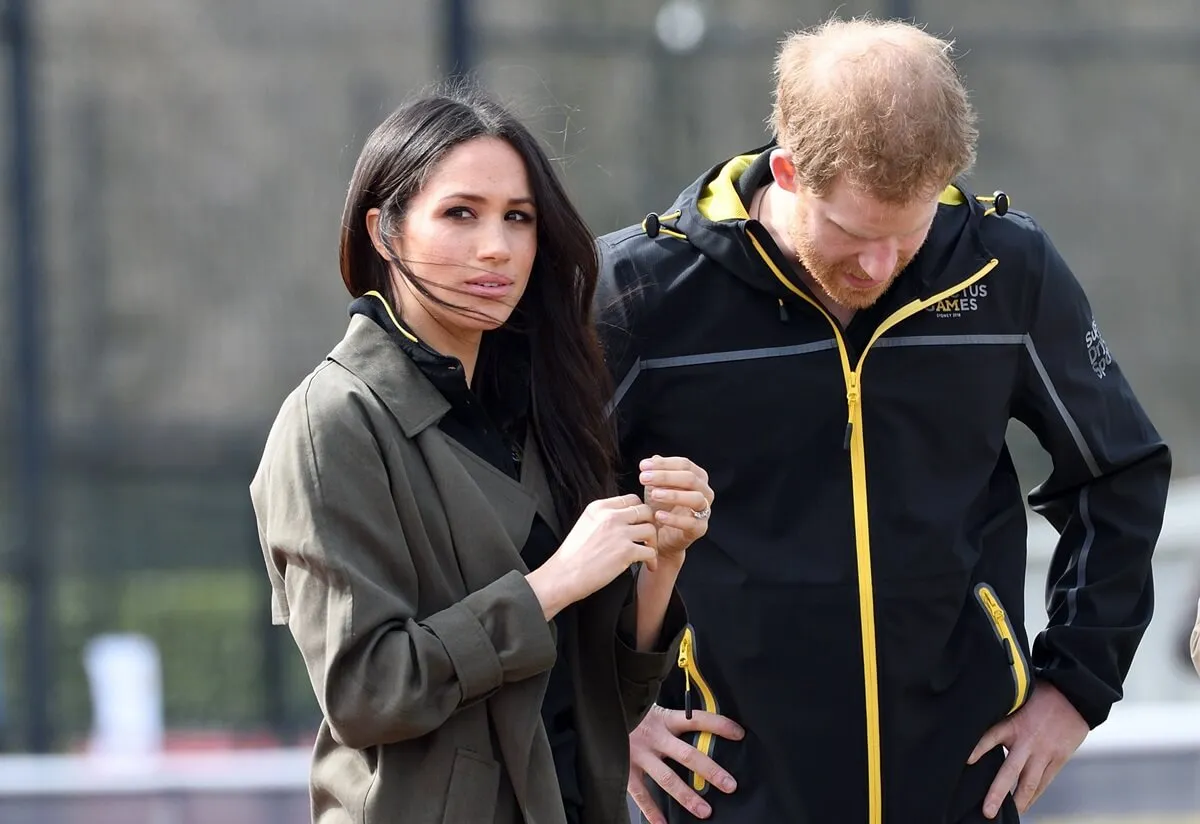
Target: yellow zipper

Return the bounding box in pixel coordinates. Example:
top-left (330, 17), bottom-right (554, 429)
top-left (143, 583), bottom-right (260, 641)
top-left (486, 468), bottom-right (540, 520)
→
top-left (974, 584), bottom-right (1031, 714)
top-left (747, 231), bottom-right (998, 824)
top-left (677, 625), bottom-right (720, 793)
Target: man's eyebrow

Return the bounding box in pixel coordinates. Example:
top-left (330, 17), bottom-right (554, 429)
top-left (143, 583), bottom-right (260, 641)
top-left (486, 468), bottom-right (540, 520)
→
top-left (828, 213), bottom-right (927, 239)
top-left (828, 215), bottom-right (867, 238)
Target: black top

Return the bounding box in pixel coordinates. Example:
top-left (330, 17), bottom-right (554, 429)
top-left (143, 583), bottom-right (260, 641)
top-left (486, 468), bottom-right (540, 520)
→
top-left (593, 144), bottom-right (1172, 822)
top-left (350, 294), bottom-right (583, 823)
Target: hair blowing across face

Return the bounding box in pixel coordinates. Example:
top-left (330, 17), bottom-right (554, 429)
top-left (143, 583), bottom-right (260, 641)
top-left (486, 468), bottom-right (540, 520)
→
top-left (339, 82), bottom-right (618, 521)
top-left (771, 17), bottom-right (979, 204)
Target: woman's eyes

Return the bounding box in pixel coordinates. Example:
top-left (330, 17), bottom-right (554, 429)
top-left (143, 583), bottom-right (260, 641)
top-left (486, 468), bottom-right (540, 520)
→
top-left (443, 207), bottom-right (535, 223)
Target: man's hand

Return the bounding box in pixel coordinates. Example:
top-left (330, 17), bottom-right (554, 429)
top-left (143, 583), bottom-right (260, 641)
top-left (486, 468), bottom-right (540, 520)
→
top-left (627, 705), bottom-right (744, 823)
top-left (968, 681), bottom-right (1089, 819)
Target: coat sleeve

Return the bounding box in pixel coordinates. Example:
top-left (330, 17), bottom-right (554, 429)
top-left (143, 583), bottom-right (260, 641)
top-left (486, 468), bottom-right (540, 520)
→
top-left (612, 571), bottom-right (688, 730)
top-left (250, 373), bottom-right (557, 750)
top-left (1010, 221), bottom-right (1172, 728)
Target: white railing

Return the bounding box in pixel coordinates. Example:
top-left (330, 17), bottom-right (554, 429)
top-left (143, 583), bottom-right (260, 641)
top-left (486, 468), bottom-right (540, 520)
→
top-left (0, 747), bottom-right (311, 796)
top-left (0, 747), bottom-right (312, 824)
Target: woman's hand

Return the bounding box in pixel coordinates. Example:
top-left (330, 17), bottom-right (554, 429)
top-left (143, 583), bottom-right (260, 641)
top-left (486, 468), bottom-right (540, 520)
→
top-left (639, 455), bottom-right (714, 566)
top-left (526, 494), bottom-right (658, 619)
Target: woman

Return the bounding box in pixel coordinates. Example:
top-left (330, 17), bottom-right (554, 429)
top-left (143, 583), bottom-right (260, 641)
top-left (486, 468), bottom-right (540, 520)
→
top-left (250, 84), bottom-right (713, 824)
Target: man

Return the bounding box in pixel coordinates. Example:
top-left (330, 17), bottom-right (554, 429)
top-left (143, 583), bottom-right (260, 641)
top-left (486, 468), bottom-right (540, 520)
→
top-left (595, 17), bottom-right (1171, 824)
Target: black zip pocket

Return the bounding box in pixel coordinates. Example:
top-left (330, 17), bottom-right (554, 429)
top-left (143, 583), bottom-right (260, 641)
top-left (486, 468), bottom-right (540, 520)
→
top-left (677, 624), bottom-right (720, 794)
top-left (973, 583), bottom-right (1031, 715)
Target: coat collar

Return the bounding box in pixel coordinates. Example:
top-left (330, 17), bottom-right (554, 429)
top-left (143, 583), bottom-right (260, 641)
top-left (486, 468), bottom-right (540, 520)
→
top-left (327, 314), bottom-right (450, 438)
top-left (326, 314), bottom-right (564, 535)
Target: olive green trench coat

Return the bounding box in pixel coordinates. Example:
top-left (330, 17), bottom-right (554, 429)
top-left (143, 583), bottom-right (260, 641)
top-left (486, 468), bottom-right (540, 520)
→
top-left (251, 316), bottom-right (685, 824)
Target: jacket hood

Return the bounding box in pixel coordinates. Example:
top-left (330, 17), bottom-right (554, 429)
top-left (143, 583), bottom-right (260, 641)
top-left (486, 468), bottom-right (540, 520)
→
top-left (666, 143), bottom-right (999, 303)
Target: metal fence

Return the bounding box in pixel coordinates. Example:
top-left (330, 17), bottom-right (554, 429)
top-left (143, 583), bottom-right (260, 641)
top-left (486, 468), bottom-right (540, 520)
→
top-left (2, 0), bottom-right (1199, 766)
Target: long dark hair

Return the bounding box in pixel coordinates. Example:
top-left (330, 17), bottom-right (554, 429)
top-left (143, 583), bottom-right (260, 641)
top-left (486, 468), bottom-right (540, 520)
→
top-left (339, 81), bottom-right (617, 522)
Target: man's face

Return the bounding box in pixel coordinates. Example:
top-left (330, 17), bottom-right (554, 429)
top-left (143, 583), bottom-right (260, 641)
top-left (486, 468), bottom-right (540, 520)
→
top-left (787, 179), bottom-right (938, 311)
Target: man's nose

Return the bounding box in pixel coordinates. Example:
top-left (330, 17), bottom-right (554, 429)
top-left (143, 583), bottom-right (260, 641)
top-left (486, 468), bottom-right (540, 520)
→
top-left (857, 242), bottom-right (899, 282)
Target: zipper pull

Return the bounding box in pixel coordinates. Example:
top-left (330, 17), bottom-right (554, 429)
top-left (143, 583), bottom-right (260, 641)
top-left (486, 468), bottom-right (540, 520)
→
top-left (844, 374), bottom-right (860, 451)
top-left (678, 627), bottom-right (694, 720)
top-left (778, 299), bottom-right (790, 323)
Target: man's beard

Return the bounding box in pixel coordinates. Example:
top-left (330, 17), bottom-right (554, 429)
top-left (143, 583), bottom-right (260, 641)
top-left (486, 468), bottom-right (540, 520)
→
top-left (791, 223), bottom-right (911, 311)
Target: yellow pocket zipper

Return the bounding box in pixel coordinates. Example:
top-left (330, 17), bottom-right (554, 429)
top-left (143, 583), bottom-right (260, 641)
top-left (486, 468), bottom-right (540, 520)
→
top-left (974, 583), bottom-right (1031, 715)
top-left (677, 624), bottom-right (720, 793)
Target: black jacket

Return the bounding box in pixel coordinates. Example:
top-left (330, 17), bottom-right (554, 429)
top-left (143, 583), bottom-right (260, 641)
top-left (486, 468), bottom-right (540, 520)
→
top-left (595, 146), bottom-right (1171, 824)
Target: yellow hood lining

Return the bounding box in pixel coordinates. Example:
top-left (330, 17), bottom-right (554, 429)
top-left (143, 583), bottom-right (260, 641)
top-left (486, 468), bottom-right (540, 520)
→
top-left (695, 153), bottom-right (967, 223)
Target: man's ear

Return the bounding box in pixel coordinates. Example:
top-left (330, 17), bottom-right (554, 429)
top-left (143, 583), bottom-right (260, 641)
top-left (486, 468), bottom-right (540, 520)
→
top-left (769, 148), bottom-right (800, 194)
top-left (365, 207), bottom-right (394, 259)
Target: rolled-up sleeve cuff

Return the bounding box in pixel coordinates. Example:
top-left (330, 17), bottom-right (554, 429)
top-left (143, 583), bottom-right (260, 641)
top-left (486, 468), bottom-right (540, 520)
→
top-left (424, 570), bottom-right (557, 702)
top-left (615, 585), bottom-right (688, 688)
top-left (423, 600), bottom-right (505, 703)
top-left (476, 570), bottom-right (558, 681)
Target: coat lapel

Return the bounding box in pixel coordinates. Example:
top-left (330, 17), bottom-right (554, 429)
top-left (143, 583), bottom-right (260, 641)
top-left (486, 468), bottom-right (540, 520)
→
top-left (520, 427), bottom-right (564, 537)
top-left (441, 436), bottom-right (538, 569)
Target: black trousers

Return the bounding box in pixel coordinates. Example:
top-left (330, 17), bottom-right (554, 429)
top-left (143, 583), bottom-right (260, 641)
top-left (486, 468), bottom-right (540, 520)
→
top-left (627, 793), bottom-right (1021, 823)
top-left (952, 794), bottom-right (1021, 823)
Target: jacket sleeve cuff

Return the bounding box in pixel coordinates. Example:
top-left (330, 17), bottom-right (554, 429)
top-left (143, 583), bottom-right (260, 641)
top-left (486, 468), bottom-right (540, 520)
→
top-left (423, 570), bottom-right (556, 703)
top-left (1033, 664), bottom-right (1119, 729)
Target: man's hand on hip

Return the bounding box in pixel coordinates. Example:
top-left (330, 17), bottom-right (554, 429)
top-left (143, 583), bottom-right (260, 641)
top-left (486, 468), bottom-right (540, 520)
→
top-left (627, 704), bottom-right (744, 823)
top-left (968, 680), bottom-right (1089, 819)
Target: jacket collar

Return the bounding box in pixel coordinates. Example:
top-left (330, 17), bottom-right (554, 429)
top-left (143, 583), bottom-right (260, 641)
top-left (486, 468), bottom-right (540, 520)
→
top-left (327, 313), bottom-right (451, 438)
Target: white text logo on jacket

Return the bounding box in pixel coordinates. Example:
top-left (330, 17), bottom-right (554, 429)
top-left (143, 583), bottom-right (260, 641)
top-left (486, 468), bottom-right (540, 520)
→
top-left (925, 283), bottom-right (988, 318)
top-left (1086, 318), bottom-right (1113, 379)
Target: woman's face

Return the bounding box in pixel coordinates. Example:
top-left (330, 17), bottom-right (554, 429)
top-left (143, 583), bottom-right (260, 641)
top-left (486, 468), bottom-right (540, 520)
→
top-left (370, 136), bottom-right (538, 346)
